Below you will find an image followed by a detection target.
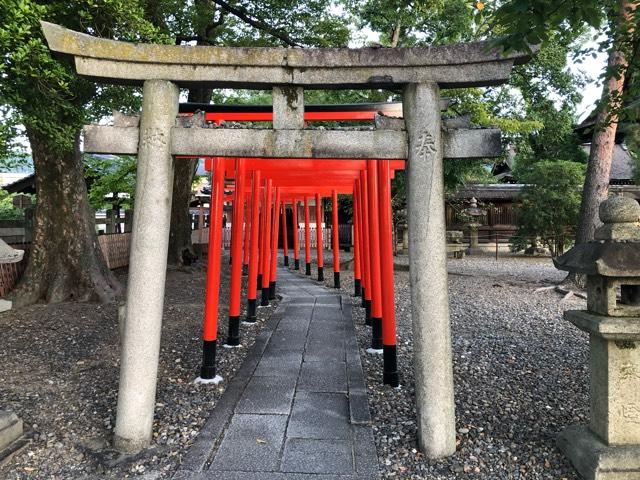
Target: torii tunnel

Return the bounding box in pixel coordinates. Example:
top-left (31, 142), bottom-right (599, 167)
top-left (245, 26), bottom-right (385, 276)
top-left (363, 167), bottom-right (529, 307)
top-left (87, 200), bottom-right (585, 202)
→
top-left (177, 104), bottom-right (405, 392)
top-left (41, 20), bottom-right (531, 458)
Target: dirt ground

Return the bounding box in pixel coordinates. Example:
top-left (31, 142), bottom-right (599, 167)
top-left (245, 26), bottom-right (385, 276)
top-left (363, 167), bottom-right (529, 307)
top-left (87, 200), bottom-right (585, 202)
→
top-left (0, 258), bottom-right (277, 479)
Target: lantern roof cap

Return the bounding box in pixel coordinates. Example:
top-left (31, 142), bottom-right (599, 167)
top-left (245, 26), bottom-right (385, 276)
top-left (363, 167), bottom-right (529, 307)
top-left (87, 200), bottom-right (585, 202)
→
top-left (554, 197), bottom-right (640, 277)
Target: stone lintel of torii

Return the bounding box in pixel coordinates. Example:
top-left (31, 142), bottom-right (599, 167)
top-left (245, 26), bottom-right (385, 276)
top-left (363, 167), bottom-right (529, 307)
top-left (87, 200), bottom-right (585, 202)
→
top-left (41, 21), bottom-right (533, 458)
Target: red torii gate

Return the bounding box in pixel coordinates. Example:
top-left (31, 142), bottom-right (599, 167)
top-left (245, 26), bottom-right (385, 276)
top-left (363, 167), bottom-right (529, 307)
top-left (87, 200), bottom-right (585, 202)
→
top-left (192, 108), bottom-right (405, 388)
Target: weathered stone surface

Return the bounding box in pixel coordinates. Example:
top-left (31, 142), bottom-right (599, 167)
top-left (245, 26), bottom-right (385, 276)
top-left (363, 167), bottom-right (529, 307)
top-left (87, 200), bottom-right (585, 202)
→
top-left (113, 80), bottom-right (179, 454)
top-left (0, 411), bottom-right (23, 452)
top-left (280, 438), bottom-right (354, 475)
top-left (273, 87), bottom-right (304, 130)
top-left (42, 21), bottom-right (532, 89)
top-left (566, 310), bottom-right (640, 340)
top-left (83, 125), bottom-right (502, 160)
top-left (404, 82), bottom-right (456, 458)
top-left (599, 196), bottom-right (640, 224)
top-left (558, 425), bottom-right (640, 480)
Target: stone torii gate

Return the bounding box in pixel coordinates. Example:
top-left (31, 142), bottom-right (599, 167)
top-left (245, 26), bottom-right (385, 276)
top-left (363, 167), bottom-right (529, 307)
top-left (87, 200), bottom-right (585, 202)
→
top-left (41, 21), bottom-right (531, 458)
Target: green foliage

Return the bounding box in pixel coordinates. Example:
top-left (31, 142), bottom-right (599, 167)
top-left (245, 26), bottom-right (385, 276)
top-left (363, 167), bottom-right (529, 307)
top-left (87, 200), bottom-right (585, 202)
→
top-left (511, 160), bottom-right (586, 256)
top-left (0, 0), bottom-right (166, 161)
top-left (0, 189), bottom-right (33, 220)
top-left (489, 0), bottom-right (608, 54)
top-left (84, 155), bottom-right (136, 211)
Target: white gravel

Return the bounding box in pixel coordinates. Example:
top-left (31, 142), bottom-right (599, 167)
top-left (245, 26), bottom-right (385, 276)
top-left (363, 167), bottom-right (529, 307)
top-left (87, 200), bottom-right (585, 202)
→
top-left (317, 252), bottom-right (588, 479)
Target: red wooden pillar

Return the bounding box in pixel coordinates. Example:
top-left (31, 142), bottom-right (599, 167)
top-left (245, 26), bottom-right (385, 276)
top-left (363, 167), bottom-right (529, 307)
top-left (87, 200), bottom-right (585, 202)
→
top-left (257, 180), bottom-right (265, 288)
top-left (242, 186), bottom-right (251, 276)
top-left (282, 201), bottom-right (289, 267)
top-left (356, 180), bottom-right (366, 304)
top-left (292, 199), bottom-right (300, 270)
top-left (315, 193), bottom-right (324, 281)
top-left (260, 179), bottom-right (273, 306)
top-left (199, 157), bottom-right (225, 381)
top-left (367, 160), bottom-right (383, 352)
top-left (245, 170), bottom-right (261, 323)
top-left (378, 160), bottom-right (399, 385)
top-left (353, 182), bottom-right (362, 297)
top-left (360, 171), bottom-right (372, 324)
top-left (304, 196), bottom-right (311, 275)
top-left (331, 189), bottom-right (340, 288)
top-left (269, 188), bottom-right (281, 299)
top-left (226, 158), bottom-right (246, 347)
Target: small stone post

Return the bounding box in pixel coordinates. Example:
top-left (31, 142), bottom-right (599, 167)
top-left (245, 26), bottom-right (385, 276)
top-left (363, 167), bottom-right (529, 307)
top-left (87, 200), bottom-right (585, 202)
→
top-left (403, 83), bottom-right (456, 458)
top-left (114, 80), bottom-right (179, 453)
top-left (555, 196), bottom-right (640, 479)
top-left (465, 197), bottom-right (485, 255)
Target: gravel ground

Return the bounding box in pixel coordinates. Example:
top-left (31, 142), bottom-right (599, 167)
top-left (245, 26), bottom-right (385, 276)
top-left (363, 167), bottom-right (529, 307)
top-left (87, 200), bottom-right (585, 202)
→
top-left (309, 251), bottom-right (588, 479)
top-left (0, 255), bottom-right (277, 479)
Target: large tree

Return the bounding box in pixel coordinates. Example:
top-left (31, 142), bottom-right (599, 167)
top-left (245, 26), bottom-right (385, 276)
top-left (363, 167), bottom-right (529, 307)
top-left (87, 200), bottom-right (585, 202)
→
top-left (0, 0), bottom-right (164, 306)
top-left (492, 0), bottom-right (640, 243)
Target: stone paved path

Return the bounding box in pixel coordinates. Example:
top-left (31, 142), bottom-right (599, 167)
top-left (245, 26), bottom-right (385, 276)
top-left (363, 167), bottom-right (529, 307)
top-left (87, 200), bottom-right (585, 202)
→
top-left (174, 267), bottom-right (379, 480)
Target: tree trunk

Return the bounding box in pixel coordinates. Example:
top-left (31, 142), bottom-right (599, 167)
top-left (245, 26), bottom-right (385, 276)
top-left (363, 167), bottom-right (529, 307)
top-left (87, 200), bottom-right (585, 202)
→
top-left (167, 157), bottom-right (199, 266)
top-left (10, 129), bottom-right (121, 307)
top-left (167, 87), bottom-right (211, 266)
top-left (575, 0), bottom-right (636, 244)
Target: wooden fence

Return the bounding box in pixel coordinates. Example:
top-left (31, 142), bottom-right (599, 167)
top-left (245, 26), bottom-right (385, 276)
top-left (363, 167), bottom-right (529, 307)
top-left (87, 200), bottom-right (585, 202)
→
top-left (97, 233), bottom-right (131, 269)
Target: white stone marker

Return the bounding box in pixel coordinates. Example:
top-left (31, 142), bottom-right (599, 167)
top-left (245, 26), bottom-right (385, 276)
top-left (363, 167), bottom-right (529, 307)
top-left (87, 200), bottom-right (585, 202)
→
top-left (114, 80), bottom-right (179, 453)
top-left (403, 83), bottom-right (456, 458)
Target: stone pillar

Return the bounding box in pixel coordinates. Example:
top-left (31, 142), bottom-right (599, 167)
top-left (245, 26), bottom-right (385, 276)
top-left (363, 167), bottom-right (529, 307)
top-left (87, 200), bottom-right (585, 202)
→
top-left (114, 80), bottom-right (179, 453)
top-left (403, 83), bottom-right (456, 458)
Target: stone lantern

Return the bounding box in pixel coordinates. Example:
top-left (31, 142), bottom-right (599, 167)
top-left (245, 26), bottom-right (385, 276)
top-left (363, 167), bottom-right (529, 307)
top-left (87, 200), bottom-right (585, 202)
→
top-left (464, 197), bottom-right (485, 254)
top-left (554, 196), bottom-right (640, 479)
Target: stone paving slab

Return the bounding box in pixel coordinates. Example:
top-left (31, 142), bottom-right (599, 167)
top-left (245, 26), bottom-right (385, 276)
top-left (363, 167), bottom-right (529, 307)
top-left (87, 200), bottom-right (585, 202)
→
top-left (174, 266), bottom-right (379, 480)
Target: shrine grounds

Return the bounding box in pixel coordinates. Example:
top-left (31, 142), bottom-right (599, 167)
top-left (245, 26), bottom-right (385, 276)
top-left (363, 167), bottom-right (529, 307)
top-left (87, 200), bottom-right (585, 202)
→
top-left (0, 254), bottom-right (587, 479)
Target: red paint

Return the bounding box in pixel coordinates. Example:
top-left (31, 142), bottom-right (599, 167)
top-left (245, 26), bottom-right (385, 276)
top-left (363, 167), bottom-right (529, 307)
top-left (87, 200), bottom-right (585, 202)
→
top-left (332, 190), bottom-right (340, 274)
top-left (281, 201), bottom-right (289, 258)
top-left (378, 160), bottom-right (396, 346)
top-left (367, 160), bottom-right (383, 319)
top-left (353, 181), bottom-right (361, 282)
top-left (261, 180), bottom-right (273, 289)
top-left (360, 172), bottom-right (371, 302)
top-left (247, 170), bottom-right (261, 300)
top-left (202, 157), bottom-right (225, 341)
top-left (229, 159), bottom-right (246, 317)
top-left (304, 197), bottom-right (311, 266)
top-left (292, 199), bottom-right (300, 262)
top-left (269, 188), bottom-right (281, 283)
top-left (315, 194), bottom-right (324, 269)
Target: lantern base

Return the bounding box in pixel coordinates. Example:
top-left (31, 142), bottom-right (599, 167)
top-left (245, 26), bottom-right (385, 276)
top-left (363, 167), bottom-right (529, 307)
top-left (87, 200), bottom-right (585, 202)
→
top-left (558, 425), bottom-right (640, 480)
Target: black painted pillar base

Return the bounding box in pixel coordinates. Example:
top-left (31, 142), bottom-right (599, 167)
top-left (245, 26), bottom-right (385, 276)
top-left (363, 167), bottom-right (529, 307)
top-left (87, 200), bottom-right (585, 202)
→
top-left (361, 287), bottom-right (366, 308)
top-left (242, 264), bottom-right (248, 276)
top-left (383, 344), bottom-right (399, 387)
top-left (226, 316), bottom-right (240, 346)
top-left (261, 287), bottom-right (270, 306)
top-left (317, 267), bottom-right (324, 282)
top-left (371, 317), bottom-right (383, 349)
top-left (284, 255), bottom-right (289, 266)
top-left (257, 273), bottom-right (262, 287)
top-left (365, 299), bottom-right (372, 326)
top-left (245, 299), bottom-right (257, 323)
top-left (200, 340), bottom-right (217, 379)
top-left (334, 271), bottom-right (340, 289)
top-left (294, 258), bottom-right (300, 270)
top-left (305, 262), bottom-right (311, 276)
top-left (269, 281), bottom-right (276, 300)
top-left (354, 279), bottom-right (361, 297)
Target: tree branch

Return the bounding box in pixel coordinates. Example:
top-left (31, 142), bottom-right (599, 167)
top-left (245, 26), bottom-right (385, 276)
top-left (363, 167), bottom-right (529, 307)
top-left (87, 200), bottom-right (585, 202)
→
top-left (211, 0), bottom-right (301, 47)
